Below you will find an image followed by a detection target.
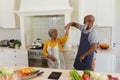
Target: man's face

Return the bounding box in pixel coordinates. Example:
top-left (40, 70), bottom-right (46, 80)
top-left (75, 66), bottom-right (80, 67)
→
top-left (83, 16), bottom-right (94, 29)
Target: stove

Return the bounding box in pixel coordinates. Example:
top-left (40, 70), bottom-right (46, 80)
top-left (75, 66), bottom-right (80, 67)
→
top-left (28, 49), bottom-right (48, 68)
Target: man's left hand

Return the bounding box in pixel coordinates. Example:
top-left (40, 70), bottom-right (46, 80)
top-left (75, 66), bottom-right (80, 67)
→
top-left (80, 55), bottom-right (85, 63)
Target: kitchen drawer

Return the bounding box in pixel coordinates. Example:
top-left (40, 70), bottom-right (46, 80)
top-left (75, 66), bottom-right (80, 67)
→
top-left (0, 49), bottom-right (28, 67)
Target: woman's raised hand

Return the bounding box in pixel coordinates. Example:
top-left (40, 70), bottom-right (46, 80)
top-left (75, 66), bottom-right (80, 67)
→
top-left (65, 22), bottom-right (73, 29)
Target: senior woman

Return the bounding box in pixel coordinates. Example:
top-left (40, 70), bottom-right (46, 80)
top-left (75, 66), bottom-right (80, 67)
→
top-left (43, 27), bottom-right (69, 69)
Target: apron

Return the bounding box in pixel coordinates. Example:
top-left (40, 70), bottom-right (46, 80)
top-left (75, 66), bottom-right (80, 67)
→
top-left (47, 41), bottom-right (65, 69)
top-left (74, 31), bottom-right (94, 70)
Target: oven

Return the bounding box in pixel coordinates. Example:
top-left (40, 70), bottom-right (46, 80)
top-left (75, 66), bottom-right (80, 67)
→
top-left (28, 49), bottom-right (48, 68)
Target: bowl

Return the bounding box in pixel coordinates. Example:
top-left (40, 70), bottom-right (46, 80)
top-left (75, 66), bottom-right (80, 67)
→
top-left (99, 43), bottom-right (109, 50)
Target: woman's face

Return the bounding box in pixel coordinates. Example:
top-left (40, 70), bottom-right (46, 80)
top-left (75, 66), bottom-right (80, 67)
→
top-left (51, 30), bottom-right (58, 40)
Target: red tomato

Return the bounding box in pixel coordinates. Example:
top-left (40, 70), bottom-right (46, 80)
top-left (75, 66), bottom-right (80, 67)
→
top-left (82, 74), bottom-right (90, 80)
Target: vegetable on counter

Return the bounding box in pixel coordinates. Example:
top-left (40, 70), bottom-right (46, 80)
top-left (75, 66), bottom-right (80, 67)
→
top-left (70, 70), bottom-right (82, 80)
top-left (83, 70), bottom-right (90, 76)
top-left (69, 69), bottom-right (120, 80)
top-left (0, 67), bottom-right (14, 80)
top-left (82, 70), bottom-right (90, 80)
top-left (82, 73), bottom-right (90, 80)
top-left (15, 67), bottom-right (36, 77)
top-left (107, 74), bottom-right (119, 80)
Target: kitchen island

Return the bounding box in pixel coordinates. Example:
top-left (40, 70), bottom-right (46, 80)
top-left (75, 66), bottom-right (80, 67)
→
top-left (22, 67), bottom-right (120, 80)
top-left (29, 68), bottom-right (71, 80)
top-left (0, 66), bottom-right (120, 80)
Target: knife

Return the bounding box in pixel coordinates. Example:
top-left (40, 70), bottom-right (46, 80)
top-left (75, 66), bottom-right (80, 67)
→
top-left (31, 70), bottom-right (40, 75)
top-left (21, 71), bottom-right (44, 80)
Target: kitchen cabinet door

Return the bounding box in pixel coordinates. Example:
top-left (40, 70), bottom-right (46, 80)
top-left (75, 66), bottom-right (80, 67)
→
top-left (96, 0), bottom-right (114, 26)
top-left (95, 53), bottom-right (115, 73)
top-left (79, 0), bottom-right (97, 24)
top-left (13, 50), bottom-right (28, 67)
top-left (79, 0), bottom-right (114, 26)
top-left (0, 0), bottom-right (15, 28)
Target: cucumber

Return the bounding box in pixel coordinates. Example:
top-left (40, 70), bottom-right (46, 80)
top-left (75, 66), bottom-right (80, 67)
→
top-left (70, 70), bottom-right (83, 80)
top-left (73, 70), bottom-right (82, 80)
top-left (70, 70), bottom-right (76, 80)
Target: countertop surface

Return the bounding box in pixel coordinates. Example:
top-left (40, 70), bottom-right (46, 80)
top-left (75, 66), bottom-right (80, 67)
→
top-left (0, 46), bottom-right (27, 51)
top-left (0, 46), bottom-right (118, 54)
top-left (1, 66), bottom-right (120, 80)
top-left (62, 46), bottom-right (117, 54)
top-left (24, 67), bottom-right (120, 80)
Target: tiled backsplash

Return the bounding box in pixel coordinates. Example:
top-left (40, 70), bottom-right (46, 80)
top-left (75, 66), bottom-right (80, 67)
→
top-left (31, 15), bottom-right (65, 43)
top-left (30, 15), bottom-right (81, 47)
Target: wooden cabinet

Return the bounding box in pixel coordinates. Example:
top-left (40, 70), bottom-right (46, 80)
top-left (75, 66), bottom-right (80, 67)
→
top-left (0, 0), bottom-right (15, 28)
top-left (0, 48), bottom-right (28, 67)
top-left (95, 53), bottom-right (116, 73)
top-left (79, 0), bottom-right (115, 26)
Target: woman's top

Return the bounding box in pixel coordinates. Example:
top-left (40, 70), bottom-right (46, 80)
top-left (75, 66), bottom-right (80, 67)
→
top-left (43, 35), bottom-right (68, 57)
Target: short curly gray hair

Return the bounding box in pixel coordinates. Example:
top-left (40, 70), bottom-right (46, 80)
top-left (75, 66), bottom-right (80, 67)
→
top-left (48, 28), bottom-right (57, 37)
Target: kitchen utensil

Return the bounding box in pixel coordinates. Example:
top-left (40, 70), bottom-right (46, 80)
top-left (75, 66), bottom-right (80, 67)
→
top-left (30, 70), bottom-right (40, 75)
top-left (21, 71), bottom-right (44, 80)
top-left (0, 40), bottom-right (9, 46)
top-left (31, 38), bottom-right (43, 49)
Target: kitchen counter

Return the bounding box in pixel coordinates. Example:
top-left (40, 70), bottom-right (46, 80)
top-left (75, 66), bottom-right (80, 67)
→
top-left (1, 67), bottom-right (120, 80)
top-left (20, 67), bottom-right (120, 80)
top-left (29, 68), bottom-right (71, 80)
top-left (0, 46), bottom-right (116, 54)
top-left (62, 46), bottom-right (116, 54)
top-left (0, 46), bottom-right (27, 51)
top-left (97, 47), bottom-right (116, 54)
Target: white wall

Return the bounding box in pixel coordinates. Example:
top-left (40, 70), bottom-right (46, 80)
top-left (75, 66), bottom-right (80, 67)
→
top-left (67, 0), bottom-right (81, 47)
top-left (0, 0), bottom-right (120, 47)
top-left (69, 0), bottom-right (79, 22)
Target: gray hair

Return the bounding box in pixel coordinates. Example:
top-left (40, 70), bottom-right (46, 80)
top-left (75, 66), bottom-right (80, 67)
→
top-left (48, 28), bottom-right (57, 37)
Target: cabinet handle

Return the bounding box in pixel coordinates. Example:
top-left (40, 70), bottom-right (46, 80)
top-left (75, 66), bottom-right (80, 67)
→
top-left (73, 52), bottom-right (76, 55)
top-left (14, 56), bottom-right (16, 58)
top-left (1, 50), bottom-right (3, 52)
top-left (14, 64), bottom-right (17, 66)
